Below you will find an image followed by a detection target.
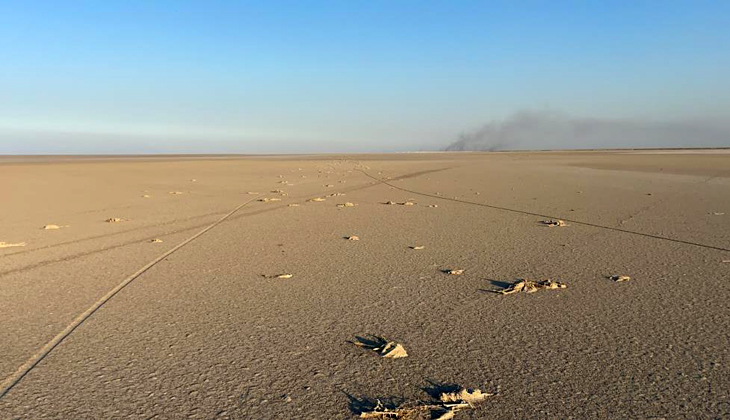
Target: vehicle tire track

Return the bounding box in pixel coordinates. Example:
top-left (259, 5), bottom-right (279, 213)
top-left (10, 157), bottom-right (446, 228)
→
top-left (0, 195), bottom-right (265, 398)
top-left (0, 165), bottom-right (455, 397)
top-left (359, 169), bottom-right (730, 253)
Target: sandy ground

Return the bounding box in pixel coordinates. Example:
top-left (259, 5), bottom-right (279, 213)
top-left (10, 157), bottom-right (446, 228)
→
top-left (1, 151), bottom-right (729, 419)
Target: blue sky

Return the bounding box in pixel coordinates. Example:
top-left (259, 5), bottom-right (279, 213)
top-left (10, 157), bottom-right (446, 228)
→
top-left (1, 1), bottom-right (729, 153)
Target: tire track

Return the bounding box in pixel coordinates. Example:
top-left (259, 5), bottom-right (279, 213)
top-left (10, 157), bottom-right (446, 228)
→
top-left (359, 169), bottom-right (730, 253)
top-left (1, 167), bottom-right (455, 278)
top-left (1, 211), bottom-right (226, 258)
top-left (0, 165), bottom-right (454, 397)
top-left (0, 195), bottom-right (264, 398)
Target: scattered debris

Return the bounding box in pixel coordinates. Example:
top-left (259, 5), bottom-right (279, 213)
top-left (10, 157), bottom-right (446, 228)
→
top-left (499, 279), bottom-right (567, 294)
top-left (352, 336), bottom-right (408, 359)
top-left (410, 246), bottom-right (425, 250)
top-left (168, 191), bottom-right (183, 195)
top-left (541, 219), bottom-right (567, 227)
top-left (0, 242), bottom-right (26, 248)
top-left (439, 388), bottom-right (491, 405)
top-left (43, 225), bottom-right (62, 230)
top-left (444, 269), bottom-right (464, 275)
top-left (358, 401), bottom-right (420, 419)
top-left (150, 239), bottom-right (163, 243)
top-left (337, 202), bottom-right (357, 208)
top-left (608, 275), bottom-right (630, 282)
top-left (357, 387), bottom-right (491, 419)
top-left (106, 218), bottom-right (124, 223)
top-left (346, 236), bottom-right (360, 241)
top-left (308, 197), bottom-right (326, 202)
top-left (262, 273), bottom-right (294, 279)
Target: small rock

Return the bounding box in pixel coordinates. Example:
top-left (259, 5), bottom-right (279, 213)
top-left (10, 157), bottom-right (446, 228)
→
top-left (542, 219), bottom-right (567, 227)
top-left (500, 279), bottom-right (567, 294)
top-left (439, 388), bottom-right (491, 404)
top-left (352, 336), bottom-right (408, 359)
top-left (0, 242), bottom-right (26, 248)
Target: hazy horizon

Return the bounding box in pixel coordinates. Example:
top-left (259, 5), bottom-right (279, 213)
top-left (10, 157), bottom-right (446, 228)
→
top-left (2, 1), bottom-right (729, 154)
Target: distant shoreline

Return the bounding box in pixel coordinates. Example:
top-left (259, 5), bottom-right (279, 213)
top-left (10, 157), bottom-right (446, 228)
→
top-left (2, 146), bottom-right (730, 159)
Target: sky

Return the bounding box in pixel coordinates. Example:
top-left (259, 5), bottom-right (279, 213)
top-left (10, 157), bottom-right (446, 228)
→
top-left (1, 0), bottom-right (729, 153)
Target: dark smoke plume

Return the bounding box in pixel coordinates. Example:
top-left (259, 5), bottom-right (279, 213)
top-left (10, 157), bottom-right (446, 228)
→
top-left (446, 110), bottom-right (730, 151)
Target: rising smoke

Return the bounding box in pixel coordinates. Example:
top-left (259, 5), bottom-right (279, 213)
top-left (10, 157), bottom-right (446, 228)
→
top-left (445, 110), bottom-right (730, 151)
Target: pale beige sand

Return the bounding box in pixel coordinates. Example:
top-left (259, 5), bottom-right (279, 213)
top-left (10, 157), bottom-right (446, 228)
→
top-left (1, 151), bottom-right (729, 418)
